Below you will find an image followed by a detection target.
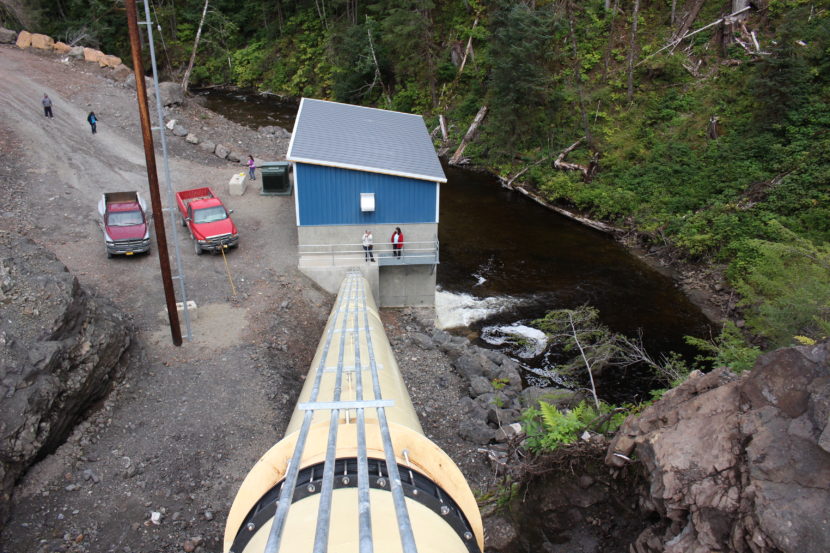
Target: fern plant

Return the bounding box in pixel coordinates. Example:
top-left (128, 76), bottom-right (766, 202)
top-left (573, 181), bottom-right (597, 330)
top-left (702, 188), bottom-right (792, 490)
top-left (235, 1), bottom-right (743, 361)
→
top-left (522, 400), bottom-right (628, 452)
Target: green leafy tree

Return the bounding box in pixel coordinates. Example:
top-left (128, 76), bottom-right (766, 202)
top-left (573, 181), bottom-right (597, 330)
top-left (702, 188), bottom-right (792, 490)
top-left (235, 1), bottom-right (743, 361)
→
top-left (486, 2), bottom-right (554, 151)
top-left (733, 223), bottom-right (830, 347)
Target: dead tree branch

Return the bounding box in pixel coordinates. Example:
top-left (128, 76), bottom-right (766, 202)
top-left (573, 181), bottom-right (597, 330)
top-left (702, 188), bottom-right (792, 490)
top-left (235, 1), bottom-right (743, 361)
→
top-left (449, 106), bottom-right (488, 165)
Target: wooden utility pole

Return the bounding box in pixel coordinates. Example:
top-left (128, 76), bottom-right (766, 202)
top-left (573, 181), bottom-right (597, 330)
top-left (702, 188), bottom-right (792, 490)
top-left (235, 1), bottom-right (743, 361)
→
top-left (126, 0), bottom-right (182, 346)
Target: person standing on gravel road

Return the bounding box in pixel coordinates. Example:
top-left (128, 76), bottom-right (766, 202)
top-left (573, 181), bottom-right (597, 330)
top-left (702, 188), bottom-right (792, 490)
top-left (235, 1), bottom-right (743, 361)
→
top-left (247, 155), bottom-right (256, 180)
top-left (42, 93), bottom-right (53, 118)
top-left (87, 112), bottom-right (98, 134)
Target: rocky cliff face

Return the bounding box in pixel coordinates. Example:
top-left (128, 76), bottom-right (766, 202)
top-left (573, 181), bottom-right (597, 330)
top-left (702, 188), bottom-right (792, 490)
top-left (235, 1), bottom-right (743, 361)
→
top-left (607, 341), bottom-right (830, 553)
top-left (0, 233), bottom-right (131, 524)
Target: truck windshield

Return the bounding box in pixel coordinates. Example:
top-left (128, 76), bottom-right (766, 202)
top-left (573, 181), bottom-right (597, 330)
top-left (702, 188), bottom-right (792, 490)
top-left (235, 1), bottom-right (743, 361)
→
top-left (108, 210), bottom-right (144, 226)
top-left (193, 206), bottom-right (228, 224)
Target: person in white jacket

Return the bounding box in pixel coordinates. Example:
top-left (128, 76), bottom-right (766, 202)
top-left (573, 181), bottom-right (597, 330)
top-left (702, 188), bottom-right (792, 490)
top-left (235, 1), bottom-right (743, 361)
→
top-left (362, 230), bottom-right (374, 262)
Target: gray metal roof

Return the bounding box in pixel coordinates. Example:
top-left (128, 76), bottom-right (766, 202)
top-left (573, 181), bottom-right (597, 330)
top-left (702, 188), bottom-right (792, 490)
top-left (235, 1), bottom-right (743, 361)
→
top-left (286, 98), bottom-right (447, 183)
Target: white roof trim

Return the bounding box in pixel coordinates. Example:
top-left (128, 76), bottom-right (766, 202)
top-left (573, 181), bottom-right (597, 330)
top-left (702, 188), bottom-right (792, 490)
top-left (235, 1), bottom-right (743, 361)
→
top-left (285, 156), bottom-right (447, 184)
top-left (285, 98), bottom-right (306, 160)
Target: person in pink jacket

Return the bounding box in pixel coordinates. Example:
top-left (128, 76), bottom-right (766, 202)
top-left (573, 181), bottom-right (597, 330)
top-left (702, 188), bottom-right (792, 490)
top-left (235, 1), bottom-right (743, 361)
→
top-left (247, 155), bottom-right (256, 180)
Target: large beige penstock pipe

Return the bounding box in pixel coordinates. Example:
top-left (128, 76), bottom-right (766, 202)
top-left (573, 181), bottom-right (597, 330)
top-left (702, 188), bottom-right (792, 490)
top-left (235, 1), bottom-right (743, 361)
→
top-left (224, 274), bottom-right (483, 553)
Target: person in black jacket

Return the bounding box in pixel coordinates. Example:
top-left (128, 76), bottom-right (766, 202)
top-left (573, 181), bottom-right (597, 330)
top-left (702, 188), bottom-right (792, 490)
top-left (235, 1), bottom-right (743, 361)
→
top-left (42, 94), bottom-right (53, 118)
top-left (87, 112), bottom-right (98, 134)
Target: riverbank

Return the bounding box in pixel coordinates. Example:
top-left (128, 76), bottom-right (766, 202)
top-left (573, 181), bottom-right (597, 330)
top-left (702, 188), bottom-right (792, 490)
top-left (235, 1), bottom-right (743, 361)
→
top-left (496, 175), bottom-right (732, 326)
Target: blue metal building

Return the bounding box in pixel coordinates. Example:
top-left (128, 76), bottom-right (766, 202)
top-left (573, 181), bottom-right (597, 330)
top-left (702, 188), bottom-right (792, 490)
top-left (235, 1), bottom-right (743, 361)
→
top-left (286, 98), bottom-right (446, 307)
top-left (287, 98), bottom-right (446, 226)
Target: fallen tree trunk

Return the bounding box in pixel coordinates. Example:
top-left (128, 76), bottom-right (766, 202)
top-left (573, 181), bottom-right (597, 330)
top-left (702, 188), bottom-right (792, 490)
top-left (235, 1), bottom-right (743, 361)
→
top-left (553, 138), bottom-right (600, 181)
top-left (500, 177), bottom-right (622, 235)
top-left (449, 106), bottom-right (487, 165)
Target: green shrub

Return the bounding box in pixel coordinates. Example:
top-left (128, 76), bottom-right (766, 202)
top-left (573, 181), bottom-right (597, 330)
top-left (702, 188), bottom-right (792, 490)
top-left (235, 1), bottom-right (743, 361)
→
top-left (685, 322), bottom-right (762, 373)
top-left (732, 224), bottom-right (830, 346)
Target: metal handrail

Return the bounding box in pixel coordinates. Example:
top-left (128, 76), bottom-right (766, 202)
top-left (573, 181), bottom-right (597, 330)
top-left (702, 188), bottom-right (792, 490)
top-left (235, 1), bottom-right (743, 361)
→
top-left (298, 240), bottom-right (439, 266)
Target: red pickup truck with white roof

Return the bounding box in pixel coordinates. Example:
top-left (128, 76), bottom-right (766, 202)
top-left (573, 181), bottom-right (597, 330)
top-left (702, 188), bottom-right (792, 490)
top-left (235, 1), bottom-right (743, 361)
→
top-left (97, 191), bottom-right (151, 258)
top-left (175, 187), bottom-right (239, 255)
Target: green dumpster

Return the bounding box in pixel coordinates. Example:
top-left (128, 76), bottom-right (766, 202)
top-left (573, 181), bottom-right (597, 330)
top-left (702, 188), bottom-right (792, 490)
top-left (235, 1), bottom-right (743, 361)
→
top-left (260, 162), bottom-right (292, 196)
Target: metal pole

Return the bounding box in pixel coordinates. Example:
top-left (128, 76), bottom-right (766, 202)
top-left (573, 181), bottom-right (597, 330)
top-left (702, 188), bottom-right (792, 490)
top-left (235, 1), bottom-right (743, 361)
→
top-left (140, 0), bottom-right (193, 340)
top-left (125, 0), bottom-right (182, 346)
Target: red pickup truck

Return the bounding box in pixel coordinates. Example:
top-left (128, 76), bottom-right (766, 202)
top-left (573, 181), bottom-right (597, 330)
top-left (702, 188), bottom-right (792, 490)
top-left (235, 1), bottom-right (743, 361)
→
top-left (175, 187), bottom-right (239, 255)
top-left (97, 191), bottom-right (151, 258)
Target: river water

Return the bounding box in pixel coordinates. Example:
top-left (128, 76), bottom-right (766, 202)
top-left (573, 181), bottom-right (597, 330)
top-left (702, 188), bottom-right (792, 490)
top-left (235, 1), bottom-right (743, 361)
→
top-left (198, 90), bottom-right (711, 402)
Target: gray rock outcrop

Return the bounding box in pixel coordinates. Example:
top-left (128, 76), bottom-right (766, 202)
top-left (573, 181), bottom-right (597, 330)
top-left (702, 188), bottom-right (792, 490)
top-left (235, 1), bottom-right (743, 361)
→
top-left (214, 143), bottom-right (229, 159)
top-left (0, 233), bottom-right (132, 526)
top-left (156, 81), bottom-right (183, 107)
top-left (0, 27), bottom-right (17, 44)
top-left (258, 125), bottom-right (291, 139)
top-left (607, 342), bottom-right (830, 553)
top-left (171, 124), bottom-right (188, 137)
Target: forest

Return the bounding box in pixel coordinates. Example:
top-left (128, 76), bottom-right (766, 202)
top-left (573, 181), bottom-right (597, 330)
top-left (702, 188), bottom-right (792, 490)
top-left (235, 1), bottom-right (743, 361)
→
top-left (6, 0), bottom-right (830, 364)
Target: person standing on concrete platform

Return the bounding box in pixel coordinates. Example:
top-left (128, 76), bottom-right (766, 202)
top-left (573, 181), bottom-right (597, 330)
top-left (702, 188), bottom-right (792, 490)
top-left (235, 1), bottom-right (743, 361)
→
top-left (42, 94), bottom-right (53, 118)
top-left (391, 227), bottom-right (404, 258)
top-left (362, 230), bottom-right (374, 262)
top-left (87, 112), bottom-right (98, 134)
top-left (247, 155), bottom-right (256, 180)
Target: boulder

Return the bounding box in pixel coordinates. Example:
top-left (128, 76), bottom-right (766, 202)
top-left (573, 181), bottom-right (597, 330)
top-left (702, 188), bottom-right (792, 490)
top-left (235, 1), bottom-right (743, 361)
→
top-left (15, 30), bottom-right (31, 49)
top-left (83, 47), bottom-right (104, 64)
top-left (258, 125), bottom-right (292, 139)
top-left (67, 46), bottom-right (84, 59)
top-left (0, 27), bottom-right (19, 44)
top-left (185, 133), bottom-right (200, 145)
top-left (199, 140), bottom-right (216, 153)
top-left (227, 151), bottom-right (243, 163)
top-left (483, 516), bottom-right (518, 552)
top-left (99, 54), bottom-right (121, 68)
top-left (459, 396), bottom-right (487, 421)
top-left (453, 353), bottom-right (487, 380)
top-left (111, 63), bottom-right (132, 81)
top-left (458, 420), bottom-right (495, 445)
top-left (430, 329), bottom-right (452, 347)
top-left (469, 375), bottom-right (493, 397)
top-left (410, 332), bottom-right (435, 350)
top-left (607, 344), bottom-right (830, 553)
top-left (157, 81), bottom-right (183, 106)
top-left (171, 124), bottom-right (188, 137)
top-left (52, 41), bottom-right (71, 54)
top-left (0, 233), bottom-right (131, 527)
top-left (30, 33), bottom-right (54, 50)
top-left (125, 73), bottom-right (153, 91)
top-left (214, 144), bottom-right (230, 159)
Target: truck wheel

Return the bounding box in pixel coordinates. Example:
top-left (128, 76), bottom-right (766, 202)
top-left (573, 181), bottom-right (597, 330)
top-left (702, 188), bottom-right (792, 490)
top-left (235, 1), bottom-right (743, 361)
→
top-left (181, 216), bottom-right (187, 227)
top-left (106, 250), bottom-right (113, 259)
top-left (195, 241), bottom-right (203, 255)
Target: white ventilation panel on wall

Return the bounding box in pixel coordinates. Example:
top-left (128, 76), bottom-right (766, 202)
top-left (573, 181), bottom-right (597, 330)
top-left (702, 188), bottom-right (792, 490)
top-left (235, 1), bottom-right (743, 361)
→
top-left (360, 193), bottom-right (375, 212)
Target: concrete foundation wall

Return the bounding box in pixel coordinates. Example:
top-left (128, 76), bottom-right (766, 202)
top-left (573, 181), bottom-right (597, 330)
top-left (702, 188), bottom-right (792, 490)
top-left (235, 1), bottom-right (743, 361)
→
top-left (298, 223), bottom-right (437, 307)
top-left (379, 265), bottom-right (436, 307)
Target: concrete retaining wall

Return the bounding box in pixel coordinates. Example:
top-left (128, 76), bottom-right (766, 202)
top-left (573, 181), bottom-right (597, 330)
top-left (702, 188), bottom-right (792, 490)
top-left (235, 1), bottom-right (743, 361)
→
top-left (379, 264), bottom-right (436, 307)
